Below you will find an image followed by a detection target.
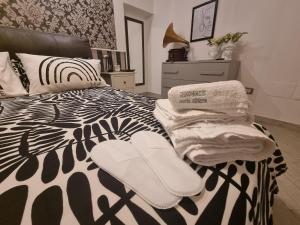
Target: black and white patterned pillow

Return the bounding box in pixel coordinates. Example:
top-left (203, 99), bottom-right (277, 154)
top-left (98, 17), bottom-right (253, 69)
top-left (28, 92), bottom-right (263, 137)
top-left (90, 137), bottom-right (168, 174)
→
top-left (17, 53), bottom-right (106, 95)
top-left (10, 58), bottom-right (30, 93)
top-left (0, 52), bottom-right (28, 98)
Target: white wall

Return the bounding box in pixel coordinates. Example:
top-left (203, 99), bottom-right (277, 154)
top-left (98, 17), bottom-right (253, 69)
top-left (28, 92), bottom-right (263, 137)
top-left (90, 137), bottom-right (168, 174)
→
top-left (124, 4), bottom-right (152, 93)
top-left (113, 0), bottom-right (153, 93)
top-left (113, 0), bottom-right (300, 124)
top-left (147, 0), bottom-right (175, 94)
top-left (123, 0), bottom-right (153, 14)
top-left (164, 0), bottom-right (300, 125)
top-left (113, 0), bottom-right (153, 51)
top-left (113, 0), bottom-right (176, 94)
top-left (113, 0), bottom-right (126, 51)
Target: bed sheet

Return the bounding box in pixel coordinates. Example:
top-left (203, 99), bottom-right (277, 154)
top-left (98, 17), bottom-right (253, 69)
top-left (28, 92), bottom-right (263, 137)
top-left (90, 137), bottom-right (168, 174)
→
top-left (0, 87), bottom-right (287, 225)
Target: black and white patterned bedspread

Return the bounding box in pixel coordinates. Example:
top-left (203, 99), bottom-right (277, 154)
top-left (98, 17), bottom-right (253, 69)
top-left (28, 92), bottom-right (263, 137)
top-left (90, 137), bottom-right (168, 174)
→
top-left (0, 87), bottom-right (287, 225)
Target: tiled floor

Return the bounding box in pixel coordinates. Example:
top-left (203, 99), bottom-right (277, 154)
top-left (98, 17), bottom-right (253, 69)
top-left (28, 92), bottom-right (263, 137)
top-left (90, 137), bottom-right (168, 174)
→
top-left (259, 121), bottom-right (300, 225)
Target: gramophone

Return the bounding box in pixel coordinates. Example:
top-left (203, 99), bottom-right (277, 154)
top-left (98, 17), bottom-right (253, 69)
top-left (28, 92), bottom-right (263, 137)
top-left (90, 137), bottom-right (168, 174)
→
top-left (163, 23), bottom-right (190, 62)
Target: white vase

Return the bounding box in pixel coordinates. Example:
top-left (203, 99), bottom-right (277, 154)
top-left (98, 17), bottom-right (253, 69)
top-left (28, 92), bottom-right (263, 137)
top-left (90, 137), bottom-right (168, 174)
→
top-left (221, 42), bottom-right (236, 60)
top-left (208, 46), bottom-right (221, 59)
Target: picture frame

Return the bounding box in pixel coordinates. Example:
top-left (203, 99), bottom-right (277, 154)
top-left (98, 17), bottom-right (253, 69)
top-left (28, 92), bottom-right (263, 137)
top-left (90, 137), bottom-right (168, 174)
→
top-left (190, 0), bottom-right (218, 42)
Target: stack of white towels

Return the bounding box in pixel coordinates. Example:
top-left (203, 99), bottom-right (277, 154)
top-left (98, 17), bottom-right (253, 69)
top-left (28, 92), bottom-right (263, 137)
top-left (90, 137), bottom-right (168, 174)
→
top-left (154, 81), bottom-right (275, 166)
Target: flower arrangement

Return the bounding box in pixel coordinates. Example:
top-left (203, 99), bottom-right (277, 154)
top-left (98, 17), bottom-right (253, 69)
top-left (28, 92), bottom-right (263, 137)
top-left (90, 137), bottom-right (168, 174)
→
top-left (207, 32), bottom-right (248, 46)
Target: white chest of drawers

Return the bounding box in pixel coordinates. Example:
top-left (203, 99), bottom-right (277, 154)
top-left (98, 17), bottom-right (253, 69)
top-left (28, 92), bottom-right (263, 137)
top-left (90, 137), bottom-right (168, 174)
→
top-left (161, 60), bottom-right (240, 98)
top-left (101, 72), bottom-right (135, 92)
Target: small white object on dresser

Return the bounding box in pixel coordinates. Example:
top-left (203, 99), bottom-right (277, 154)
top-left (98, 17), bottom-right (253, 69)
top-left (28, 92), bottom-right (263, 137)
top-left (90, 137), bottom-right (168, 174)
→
top-left (101, 72), bottom-right (135, 92)
top-left (161, 60), bottom-right (240, 98)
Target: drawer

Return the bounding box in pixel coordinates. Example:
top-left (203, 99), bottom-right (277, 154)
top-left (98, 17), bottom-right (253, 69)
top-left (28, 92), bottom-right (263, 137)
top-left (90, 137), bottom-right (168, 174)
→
top-left (111, 75), bottom-right (134, 90)
top-left (162, 63), bottom-right (230, 82)
top-left (162, 79), bottom-right (205, 88)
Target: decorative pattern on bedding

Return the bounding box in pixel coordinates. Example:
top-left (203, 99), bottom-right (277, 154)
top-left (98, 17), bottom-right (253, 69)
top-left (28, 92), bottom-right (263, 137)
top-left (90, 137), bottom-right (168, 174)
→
top-left (0, 87), bottom-right (287, 225)
top-left (0, 0), bottom-right (116, 49)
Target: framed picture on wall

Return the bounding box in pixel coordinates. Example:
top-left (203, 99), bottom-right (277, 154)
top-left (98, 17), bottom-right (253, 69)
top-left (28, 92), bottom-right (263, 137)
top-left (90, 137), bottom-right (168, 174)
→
top-left (190, 0), bottom-right (218, 42)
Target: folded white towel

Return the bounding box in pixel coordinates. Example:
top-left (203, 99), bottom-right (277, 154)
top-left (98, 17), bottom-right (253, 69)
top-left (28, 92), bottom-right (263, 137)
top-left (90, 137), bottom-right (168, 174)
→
top-left (168, 80), bottom-right (249, 113)
top-left (158, 121), bottom-right (276, 166)
top-left (186, 141), bottom-right (275, 166)
top-left (154, 82), bottom-right (274, 165)
top-left (155, 99), bottom-right (252, 130)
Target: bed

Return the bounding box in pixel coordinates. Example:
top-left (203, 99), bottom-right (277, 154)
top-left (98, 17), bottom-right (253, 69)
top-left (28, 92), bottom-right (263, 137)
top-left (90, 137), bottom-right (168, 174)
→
top-left (0, 27), bottom-right (287, 225)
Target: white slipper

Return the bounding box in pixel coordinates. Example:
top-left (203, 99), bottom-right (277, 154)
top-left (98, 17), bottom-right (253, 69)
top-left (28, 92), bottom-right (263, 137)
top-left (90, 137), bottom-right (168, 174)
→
top-left (90, 140), bottom-right (181, 209)
top-left (130, 131), bottom-right (204, 197)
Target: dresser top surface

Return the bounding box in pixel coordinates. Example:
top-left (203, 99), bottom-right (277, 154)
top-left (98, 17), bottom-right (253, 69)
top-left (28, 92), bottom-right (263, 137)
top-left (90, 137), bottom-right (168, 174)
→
top-left (163, 60), bottom-right (238, 64)
top-left (101, 71), bottom-right (135, 75)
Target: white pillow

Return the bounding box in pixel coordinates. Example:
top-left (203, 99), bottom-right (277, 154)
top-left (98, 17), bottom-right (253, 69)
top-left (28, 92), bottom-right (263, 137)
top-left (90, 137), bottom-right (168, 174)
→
top-left (0, 52), bottom-right (28, 98)
top-left (17, 53), bottom-right (107, 95)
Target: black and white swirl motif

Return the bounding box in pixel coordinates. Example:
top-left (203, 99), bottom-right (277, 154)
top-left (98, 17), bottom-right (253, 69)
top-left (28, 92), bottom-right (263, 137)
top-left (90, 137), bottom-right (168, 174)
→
top-left (0, 87), bottom-right (287, 225)
top-left (38, 57), bottom-right (102, 85)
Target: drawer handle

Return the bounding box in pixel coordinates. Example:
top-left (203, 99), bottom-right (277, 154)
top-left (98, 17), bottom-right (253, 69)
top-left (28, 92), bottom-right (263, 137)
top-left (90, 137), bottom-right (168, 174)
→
top-left (123, 81), bottom-right (127, 84)
top-left (164, 70), bottom-right (179, 74)
top-left (200, 72), bottom-right (224, 76)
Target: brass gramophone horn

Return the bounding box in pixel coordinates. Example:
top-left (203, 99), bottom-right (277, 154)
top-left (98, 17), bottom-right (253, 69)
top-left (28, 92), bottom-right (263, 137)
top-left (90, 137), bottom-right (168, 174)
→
top-left (163, 23), bottom-right (189, 48)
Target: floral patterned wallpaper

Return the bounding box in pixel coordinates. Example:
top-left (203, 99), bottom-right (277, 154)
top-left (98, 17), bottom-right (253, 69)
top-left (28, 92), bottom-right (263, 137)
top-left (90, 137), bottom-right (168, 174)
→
top-left (0, 0), bottom-right (117, 49)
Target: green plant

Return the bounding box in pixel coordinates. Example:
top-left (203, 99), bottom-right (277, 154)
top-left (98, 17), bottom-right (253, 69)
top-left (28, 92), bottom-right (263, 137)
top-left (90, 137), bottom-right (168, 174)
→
top-left (231, 32), bottom-right (248, 43)
top-left (207, 32), bottom-right (248, 46)
top-left (223, 33), bottom-right (232, 43)
top-left (207, 37), bottom-right (224, 46)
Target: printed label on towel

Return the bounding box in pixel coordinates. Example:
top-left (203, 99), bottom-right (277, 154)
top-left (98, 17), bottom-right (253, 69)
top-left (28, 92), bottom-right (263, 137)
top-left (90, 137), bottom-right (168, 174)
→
top-left (179, 90), bottom-right (207, 104)
top-left (179, 90), bottom-right (207, 98)
top-left (179, 98), bottom-right (207, 103)
top-left (191, 98), bottom-right (207, 103)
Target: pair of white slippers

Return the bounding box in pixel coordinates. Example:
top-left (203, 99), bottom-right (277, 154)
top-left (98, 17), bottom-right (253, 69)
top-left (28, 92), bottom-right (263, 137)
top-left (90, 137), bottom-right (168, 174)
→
top-left (90, 131), bottom-right (204, 209)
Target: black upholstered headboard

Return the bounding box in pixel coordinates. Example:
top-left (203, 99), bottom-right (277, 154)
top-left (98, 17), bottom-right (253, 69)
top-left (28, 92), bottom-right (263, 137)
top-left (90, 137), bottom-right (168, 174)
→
top-left (0, 26), bottom-right (92, 58)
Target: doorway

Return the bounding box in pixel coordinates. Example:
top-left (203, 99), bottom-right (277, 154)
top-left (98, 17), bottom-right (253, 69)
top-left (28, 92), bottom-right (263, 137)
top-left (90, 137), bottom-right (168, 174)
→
top-left (125, 16), bottom-right (145, 86)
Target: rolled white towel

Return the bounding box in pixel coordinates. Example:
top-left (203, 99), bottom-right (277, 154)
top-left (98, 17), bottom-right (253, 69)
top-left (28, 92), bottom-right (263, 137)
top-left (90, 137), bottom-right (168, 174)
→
top-left (155, 99), bottom-right (252, 130)
top-left (168, 80), bottom-right (249, 113)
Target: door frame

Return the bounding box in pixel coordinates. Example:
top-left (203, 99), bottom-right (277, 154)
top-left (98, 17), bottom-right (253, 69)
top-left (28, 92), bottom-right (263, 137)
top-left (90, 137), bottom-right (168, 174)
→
top-left (124, 16), bottom-right (145, 86)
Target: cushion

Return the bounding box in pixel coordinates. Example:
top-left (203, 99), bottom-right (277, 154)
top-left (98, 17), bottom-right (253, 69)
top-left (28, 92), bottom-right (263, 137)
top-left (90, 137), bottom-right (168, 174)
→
top-left (17, 53), bottom-right (107, 95)
top-left (0, 52), bottom-right (28, 98)
top-left (10, 56), bottom-right (30, 92)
